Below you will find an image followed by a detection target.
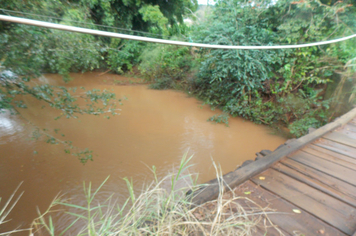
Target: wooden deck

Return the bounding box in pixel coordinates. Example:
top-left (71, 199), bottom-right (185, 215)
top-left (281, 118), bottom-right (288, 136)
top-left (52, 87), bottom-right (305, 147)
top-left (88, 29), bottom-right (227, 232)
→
top-left (191, 108), bottom-right (356, 235)
top-left (238, 119), bottom-right (356, 235)
top-left (237, 119), bottom-right (356, 235)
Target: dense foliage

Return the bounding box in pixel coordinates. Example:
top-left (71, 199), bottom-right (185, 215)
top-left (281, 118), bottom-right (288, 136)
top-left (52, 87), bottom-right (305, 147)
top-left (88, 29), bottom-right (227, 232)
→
top-left (143, 0), bottom-right (356, 136)
top-left (1, 0), bottom-right (356, 148)
top-left (0, 0), bottom-right (197, 76)
top-left (196, 0), bottom-right (356, 136)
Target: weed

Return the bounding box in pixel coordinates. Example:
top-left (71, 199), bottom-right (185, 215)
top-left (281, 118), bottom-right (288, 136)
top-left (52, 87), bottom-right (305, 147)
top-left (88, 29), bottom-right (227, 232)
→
top-left (208, 113), bottom-right (230, 127)
top-left (0, 183), bottom-right (29, 235)
top-left (30, 155), bottom-right (280, 235)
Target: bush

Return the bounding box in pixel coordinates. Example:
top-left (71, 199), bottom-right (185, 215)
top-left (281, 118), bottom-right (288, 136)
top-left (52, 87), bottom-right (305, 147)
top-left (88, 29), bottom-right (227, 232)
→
top-left (289, 117), bottom-right (321, 137)
top-left (106, 40), bottom-right (147, 74)
top-left (187, 0), bottom-right (356, 137)
top-left (139, 43), bottom-right (195, 89)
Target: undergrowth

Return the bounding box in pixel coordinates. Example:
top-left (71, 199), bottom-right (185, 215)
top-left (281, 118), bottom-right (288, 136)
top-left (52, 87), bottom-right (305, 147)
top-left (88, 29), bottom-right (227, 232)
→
top-left (16, 154), bottom-right (279, 235)
top-left (137, 0), bottom-right (356, 137)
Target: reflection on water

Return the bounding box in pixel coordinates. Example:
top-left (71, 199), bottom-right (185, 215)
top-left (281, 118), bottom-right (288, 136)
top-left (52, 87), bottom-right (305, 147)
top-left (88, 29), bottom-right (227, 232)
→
top-left (0, 110), bottom-right (24, 143)
top-left (0, 72), bottom-right (286, 234)
top-left (0, 111), bottom-right (21, 134)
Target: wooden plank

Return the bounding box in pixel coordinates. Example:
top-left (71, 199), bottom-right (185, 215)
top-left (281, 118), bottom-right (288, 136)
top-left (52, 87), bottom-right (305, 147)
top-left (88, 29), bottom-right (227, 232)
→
top-left (225, 193), bottom-right (288, 236)
top-left (272, 162), bottom-right (356, 207)
top-left (314, 138), bottom-right (356, 159)
top-left (350, 118), bottom-right (356, 126)
top-left (307, 144), bottom-right (356, 166)
top-left (191, 108), bottom-right (356, 205)
top-left (190, 137), bottom-right (318, 205)
top-left (337, 124), bottom-right (356, 139)
top-left (344, 123), bottom-right (356, 131)
top-left (288, 151), bottom-right (356, 186)
top-left (251, 168), bottom-right (356, 235)
top-left (253, 226), bottom-right (284, 236)
top-left (302, 145), bottom-right (356, 170)
top-left (324, 131), bottom-right (356, 148)
top-left (235, 181), bottom-right (346, 236)
top-left (253, 226), bottom-right (285, 236)
top-left (280, 158), bottom-right (356, 201)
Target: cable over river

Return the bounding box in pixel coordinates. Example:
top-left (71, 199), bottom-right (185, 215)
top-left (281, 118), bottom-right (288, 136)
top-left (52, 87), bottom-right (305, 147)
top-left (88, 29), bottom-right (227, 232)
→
top-left (0, 72), bottom-right (286, 234)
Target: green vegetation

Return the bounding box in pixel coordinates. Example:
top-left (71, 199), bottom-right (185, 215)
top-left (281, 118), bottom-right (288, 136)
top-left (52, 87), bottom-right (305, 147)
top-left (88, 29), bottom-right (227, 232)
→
top-left (25, 156), bottom-right (276, 235)
top-left (2, 1), bottom-right (356, 233)
top-left (208, 113), bottom-right (230, 127)
top-left (1, 0), bottom-right (356, 139)
top-left (202, 1), bottom-right (353, 134)
top-left (140, 0), bottom-right (356, 136)
top-left (139, 43), bottom-right (196, 90)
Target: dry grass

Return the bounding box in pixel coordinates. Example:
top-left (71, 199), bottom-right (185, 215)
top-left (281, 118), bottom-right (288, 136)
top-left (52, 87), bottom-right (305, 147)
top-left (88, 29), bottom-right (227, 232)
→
top-left (29, 155), bottom-right (282, 235)
top-left (0, 154), bottom-right (282, 235)
top-left (0, 182), bottom-right (29, 235)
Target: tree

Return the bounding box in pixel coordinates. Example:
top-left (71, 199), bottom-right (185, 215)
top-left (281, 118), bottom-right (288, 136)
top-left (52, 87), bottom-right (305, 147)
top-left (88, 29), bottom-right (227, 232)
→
top-left (190, 0), bottom-right (356, 136)
top-left (0, 0), bottom-right (197, 162)
top-left (84, 0), bottom-right (197, 31)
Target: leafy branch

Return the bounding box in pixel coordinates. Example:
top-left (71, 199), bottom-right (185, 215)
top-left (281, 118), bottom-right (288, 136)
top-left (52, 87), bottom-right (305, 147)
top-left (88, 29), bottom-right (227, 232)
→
top-left (1, 77), bottom-right (121, 119)
top-left (19, 112), bottom-right (96, 163)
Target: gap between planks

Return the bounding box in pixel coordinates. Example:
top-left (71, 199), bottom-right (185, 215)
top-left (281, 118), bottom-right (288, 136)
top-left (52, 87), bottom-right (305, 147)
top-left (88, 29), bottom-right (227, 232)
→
top-left (250, 168), bottom-right (356, 235)
top-left (235, 180), bottom-right (346, 236)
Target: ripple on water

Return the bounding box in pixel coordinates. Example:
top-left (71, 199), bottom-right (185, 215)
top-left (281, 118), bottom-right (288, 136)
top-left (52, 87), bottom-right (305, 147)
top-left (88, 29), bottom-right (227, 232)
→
top-left (0, 110), bottom-right (25, 144)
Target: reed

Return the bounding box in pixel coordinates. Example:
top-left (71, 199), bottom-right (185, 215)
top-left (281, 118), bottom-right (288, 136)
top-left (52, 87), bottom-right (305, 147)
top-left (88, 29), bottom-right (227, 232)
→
top-left (26, 154), bottom-right (281, 235)
top-left (0, 182), bottom-right (29, 235)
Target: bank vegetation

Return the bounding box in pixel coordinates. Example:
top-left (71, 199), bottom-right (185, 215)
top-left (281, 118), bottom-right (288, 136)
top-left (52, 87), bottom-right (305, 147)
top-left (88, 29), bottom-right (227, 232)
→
top-left (1, 0), bottom-right (355, 234)
top-left (1, 0), bottom-right (356, 137)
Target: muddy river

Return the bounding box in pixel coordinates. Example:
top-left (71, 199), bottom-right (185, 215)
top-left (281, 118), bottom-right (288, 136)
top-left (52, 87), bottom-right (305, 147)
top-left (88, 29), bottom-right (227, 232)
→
top-left (0, 72), bottom-right (286, 234)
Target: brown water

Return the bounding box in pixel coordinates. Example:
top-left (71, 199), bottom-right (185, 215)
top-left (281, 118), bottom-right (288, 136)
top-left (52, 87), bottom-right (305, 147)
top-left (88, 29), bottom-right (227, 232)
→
top-left (0, 72), bottom-right (286, 234)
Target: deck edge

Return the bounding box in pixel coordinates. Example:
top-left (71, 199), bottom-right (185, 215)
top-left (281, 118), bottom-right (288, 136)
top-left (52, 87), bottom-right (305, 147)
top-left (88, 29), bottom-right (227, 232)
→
top-left (190, 107), bottom-right (356, 206)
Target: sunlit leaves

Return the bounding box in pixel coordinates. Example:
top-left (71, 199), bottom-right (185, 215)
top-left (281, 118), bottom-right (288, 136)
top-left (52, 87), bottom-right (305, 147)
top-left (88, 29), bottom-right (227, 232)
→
top-left (139, 5), bottom-right (168, 35)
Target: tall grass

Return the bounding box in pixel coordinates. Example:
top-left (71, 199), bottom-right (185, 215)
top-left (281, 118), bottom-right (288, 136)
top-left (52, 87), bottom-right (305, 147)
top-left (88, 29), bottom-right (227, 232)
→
top-left (25, 154), bottom-right (280, 235)
top-left (0, 182), bottom-right (28, 235)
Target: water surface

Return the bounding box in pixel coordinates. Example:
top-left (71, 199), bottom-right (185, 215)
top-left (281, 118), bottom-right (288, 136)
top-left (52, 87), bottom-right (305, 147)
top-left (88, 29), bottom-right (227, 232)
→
top-left (0, 72), bottom-right (286, 234)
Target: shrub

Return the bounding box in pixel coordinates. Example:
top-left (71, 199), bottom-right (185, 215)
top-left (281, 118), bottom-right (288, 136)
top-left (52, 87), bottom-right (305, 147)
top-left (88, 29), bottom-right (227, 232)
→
top-left (188, 0), bottom-right (356, 137)
top-left (106, 39), bottom-right (147, 74)
top-left (139, 43), bottom-right (195, 89)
